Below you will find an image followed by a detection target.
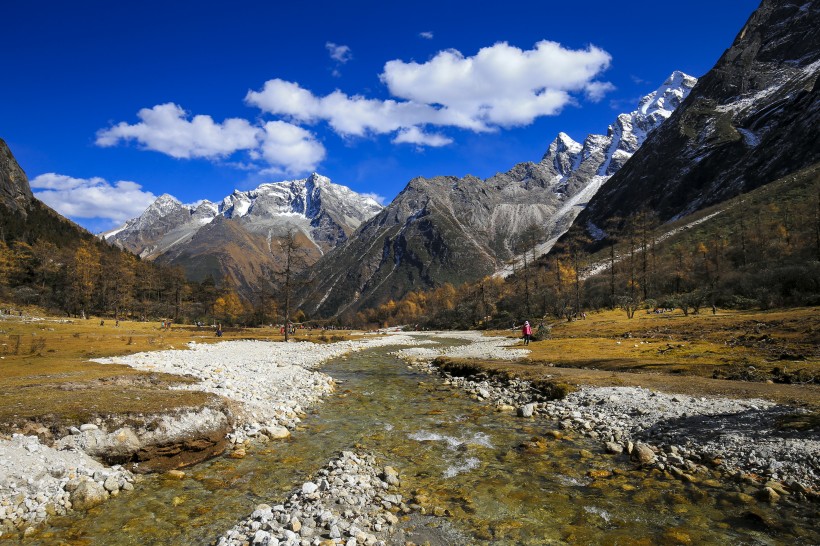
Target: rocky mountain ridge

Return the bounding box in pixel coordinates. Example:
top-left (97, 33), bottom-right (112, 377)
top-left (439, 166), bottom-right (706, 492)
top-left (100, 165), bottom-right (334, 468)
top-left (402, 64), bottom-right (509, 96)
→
top-left (0, 138), bottom-right (34, 215)
top-left (300, 72), bottom-right (696, 317)
top-left (104, 174), bottom-right (383, 290)
top-left (105, 174), bottom-right (382, 259)
top-left (575, 0), bottom-right (820, 240)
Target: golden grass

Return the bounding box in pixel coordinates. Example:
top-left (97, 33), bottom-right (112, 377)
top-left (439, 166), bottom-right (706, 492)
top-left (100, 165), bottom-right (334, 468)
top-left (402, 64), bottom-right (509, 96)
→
top-left (478, 307), bottom-right (820, 410)
top-left (0, 312), bottom-right (359, 433)
top-left (489, 307), bottom-right (819, 377)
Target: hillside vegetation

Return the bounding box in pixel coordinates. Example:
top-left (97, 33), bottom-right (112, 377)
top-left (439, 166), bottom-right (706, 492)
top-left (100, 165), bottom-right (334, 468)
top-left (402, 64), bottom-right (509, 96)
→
top-left (360, 163), bottom-right (820, 333)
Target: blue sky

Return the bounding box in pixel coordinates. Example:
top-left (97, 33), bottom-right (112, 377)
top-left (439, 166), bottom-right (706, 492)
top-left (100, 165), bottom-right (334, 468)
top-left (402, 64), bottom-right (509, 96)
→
top-left (2, 0), bottom-right (760, 233)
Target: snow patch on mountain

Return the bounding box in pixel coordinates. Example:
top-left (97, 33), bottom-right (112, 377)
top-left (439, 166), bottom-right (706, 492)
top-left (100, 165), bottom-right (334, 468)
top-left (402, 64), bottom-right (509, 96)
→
top-left (102, 173), bottom-right (383, 259)
top-left (498, 71), bottom-right (697, 277)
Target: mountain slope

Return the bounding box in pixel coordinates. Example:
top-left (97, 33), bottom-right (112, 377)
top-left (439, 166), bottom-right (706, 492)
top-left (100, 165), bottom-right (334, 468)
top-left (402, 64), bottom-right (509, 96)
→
top-left (0, 138), bottom-right (99, 249)
top-left (105, 174), bottom-right (382, 294)
top-left (300, 73), bottom-right (695, 318)
top-left (576, 0), bottom-right (820, 237)
top-left (0, 138), bottom-right (34, 215)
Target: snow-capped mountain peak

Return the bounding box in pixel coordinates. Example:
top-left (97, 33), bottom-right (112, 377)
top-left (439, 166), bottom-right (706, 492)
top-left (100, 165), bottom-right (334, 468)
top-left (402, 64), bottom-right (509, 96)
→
top-left (103, 174), bottom-right (384, 259)
top-left (639, 71), bottom-right (697, 116)
top-left (538, 71), bottom-right (697, 182)
top-left (542, 132), bottom-right (583, 176)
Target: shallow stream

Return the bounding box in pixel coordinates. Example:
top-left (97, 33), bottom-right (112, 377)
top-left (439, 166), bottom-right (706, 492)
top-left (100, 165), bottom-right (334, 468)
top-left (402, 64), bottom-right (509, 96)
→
top-left (24, 339), bottom-right (820, 544)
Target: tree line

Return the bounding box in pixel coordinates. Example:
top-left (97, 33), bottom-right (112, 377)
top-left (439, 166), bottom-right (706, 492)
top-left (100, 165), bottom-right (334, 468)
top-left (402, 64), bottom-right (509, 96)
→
top-left (353, 173), bottom-right (820, 330)
top-left (0, 219), bottom-right (313, 327)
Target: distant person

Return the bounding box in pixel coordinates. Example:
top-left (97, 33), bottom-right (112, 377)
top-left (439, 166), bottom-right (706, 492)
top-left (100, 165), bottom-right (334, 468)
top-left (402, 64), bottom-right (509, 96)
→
top-left (522, 321), bottom-right (533, 345)
top-left (216, 323), bottom-right (223, 337)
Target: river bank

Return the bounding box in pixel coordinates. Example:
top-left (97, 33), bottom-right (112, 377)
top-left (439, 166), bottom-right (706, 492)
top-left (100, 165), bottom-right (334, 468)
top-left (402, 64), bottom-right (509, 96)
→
top-left (397, 331), bottom-right (819, 499)
top-left (3, 329), bottom-right (817, 542)
top-left (0, 333), bottom-right (423, 539)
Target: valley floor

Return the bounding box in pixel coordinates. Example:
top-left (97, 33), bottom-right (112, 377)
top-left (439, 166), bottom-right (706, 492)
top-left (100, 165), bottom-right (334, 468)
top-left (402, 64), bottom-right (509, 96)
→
top-left (1, 307), bottom-right (818, 541)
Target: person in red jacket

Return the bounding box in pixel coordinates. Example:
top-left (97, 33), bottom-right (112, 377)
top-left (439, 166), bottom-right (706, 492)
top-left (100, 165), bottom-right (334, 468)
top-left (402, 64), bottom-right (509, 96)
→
top-left (522, 320), bottom-right (533, 345)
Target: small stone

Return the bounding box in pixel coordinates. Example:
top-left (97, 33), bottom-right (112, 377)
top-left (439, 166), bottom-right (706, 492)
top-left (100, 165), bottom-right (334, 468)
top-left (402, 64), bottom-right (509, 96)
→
top-left (263, 426), bottom-right (291, 439)
top-left (301, 482), bottom-right (319, 495)
top-left (756, 487), bottom-right (780, 503)
top-left (165, 470), bottom-right (186, 480)
top-left (632, 443), bottom-right (656, 465)
top-left (252, 529), bottom-right (272, 545)
top-left (605, 442), bottom-right (623, 454)
top-left (103, 475), bottom-right (120, 492)
top-left (70, 479), bottom-right (107, 511)
top-left (80, 423), bottom-right (99, 432)
top-left (517, 403), bottom-right (535, 418)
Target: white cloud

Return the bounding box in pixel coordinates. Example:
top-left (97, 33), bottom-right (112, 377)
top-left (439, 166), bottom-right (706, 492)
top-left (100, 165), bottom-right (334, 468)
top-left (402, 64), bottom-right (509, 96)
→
top-left (96, 103), bottom-right (326, 175)
top-left (246, 79), bottom-right (461, 136)
top-left (392, 127), bottom-right (452, 147)
top-left (326, 42), bottom-right (352, 64)
top-left (96, 103), bottom-right (260, 159)
top-left (30, 173), bottom-right (157, 225)
top-left (246, 40), bottom-right (612, 147)
top-left (584, 81), bottom-right (616, 102)
top-left (419, 31), bottom-right (434, 39)
top-left (381, 40), bottom-right (612, 127)
top-left (258, 121), bottom-right (326, 175)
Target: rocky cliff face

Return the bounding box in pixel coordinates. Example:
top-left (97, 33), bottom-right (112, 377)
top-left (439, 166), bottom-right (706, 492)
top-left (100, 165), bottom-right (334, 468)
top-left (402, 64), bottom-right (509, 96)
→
top-left (300, 73), bottom-right (695, 318)
top-left (105, 174), bottom-right (383, 293)
top-left (576, 0), bottom-right (820, 237)
top-left (0, 138), bottom-right (34, 215)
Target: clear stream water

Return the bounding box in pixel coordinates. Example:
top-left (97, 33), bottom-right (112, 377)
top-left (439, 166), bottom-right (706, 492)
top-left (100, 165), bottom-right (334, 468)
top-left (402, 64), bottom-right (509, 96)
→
top-left (21, 340), bottom-right (820, 545)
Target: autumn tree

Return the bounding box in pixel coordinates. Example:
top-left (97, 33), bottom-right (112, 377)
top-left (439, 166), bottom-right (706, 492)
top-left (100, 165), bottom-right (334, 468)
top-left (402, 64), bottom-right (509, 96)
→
top-left (30, 239), bottom-right (60, 292)
top-left (514, 222), bottom-right (544, 316)
top-left (0, 240), bottom-right (11, 288)
top-left (68, 241), bottom-right (101, 318)
top-left (274, 229), bottom-right (310, 341)
top-left (213, 291), bottom-right (246, 323)
top-left (102, 251), bottom-right (137, 319)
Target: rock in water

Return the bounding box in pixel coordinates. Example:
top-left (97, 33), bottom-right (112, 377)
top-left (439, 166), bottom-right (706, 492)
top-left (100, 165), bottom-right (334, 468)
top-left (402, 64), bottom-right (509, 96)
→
top-left (632, 443), bottom-right (656, 465)
top-left (517, 403), bottom-right (535, 418)
top-left (70, 479), bottom-right (107, 511)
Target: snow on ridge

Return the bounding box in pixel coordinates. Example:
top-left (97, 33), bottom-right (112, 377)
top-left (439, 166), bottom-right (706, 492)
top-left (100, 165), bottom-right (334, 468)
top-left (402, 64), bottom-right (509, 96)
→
top-left (103, 173), bottom-right (384, 245)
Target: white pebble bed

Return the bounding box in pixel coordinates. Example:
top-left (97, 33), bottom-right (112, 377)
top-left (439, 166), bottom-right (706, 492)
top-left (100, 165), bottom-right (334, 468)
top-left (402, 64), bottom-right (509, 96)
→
top-left (1, 333), bottom-right (422, 538)
top-left (92, 334), bottom-right (423, 440)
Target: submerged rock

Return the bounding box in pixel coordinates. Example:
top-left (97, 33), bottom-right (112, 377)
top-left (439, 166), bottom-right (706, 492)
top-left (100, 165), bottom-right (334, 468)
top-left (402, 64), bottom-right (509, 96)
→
top-left (70, 479), bottom-right (107, 511)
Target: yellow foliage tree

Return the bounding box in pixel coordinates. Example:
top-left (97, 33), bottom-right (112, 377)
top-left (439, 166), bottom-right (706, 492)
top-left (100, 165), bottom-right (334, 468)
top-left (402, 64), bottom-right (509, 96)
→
top-left (70, 241), bottom-right (101, 318)
top-left (213, 291), bottom-right (246, 323)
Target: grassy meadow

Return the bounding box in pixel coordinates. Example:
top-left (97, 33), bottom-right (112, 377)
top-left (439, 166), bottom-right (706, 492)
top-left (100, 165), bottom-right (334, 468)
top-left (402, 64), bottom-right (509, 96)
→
top-left (1, 305), bottom-right (817, 438)
top-left (0, 311), bottom-right (357, 436)
top-left (472, 307), bottom-right (820, 412)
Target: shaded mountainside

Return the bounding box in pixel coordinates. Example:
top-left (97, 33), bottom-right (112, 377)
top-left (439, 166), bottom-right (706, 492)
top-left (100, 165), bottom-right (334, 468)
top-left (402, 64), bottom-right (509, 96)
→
top-left (0, 138), bottom-right (34, 215)
top-left (0, 138), bottom-right (98, 249)
top-left (105, 174), bottom-right (382, 295)
top-left (299, 74), bottom-right (695, 318)
top-left (577, 0), bottom-right (820, 237)
top-left (155, 215), bottom-right (321, 289)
